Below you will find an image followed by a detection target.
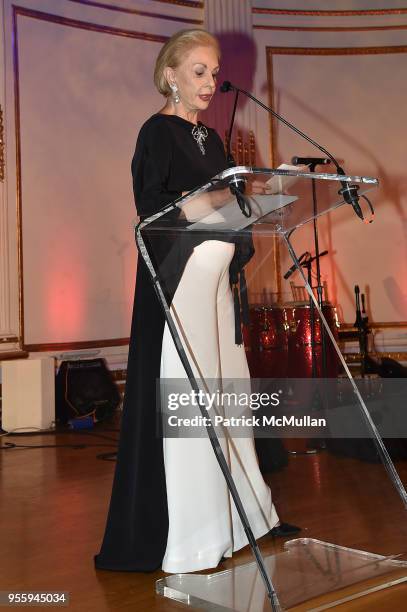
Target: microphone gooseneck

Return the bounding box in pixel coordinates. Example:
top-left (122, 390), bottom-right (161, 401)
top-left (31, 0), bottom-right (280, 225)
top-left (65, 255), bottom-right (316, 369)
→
top-left (226, 89), bottom-right (239, 167)
top-left (220, 80), bottom-right (373, 222)
top-left (220, 80), bottom-right (341, 169)
top-left (222, 82), bottom-right (251, 216)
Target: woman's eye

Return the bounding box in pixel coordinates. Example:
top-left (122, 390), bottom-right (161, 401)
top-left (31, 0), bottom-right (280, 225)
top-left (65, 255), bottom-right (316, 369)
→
top-left (195, 71), bottom-right (204, 77)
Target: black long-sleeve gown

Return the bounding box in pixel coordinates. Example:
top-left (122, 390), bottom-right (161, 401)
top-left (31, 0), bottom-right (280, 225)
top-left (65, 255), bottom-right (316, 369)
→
top-left (94, 113), bottom-right (250, 572)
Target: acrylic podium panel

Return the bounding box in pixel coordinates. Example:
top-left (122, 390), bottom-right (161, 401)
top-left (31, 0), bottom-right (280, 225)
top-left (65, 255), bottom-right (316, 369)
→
top-left (135, 167), bottom-right (407, 610)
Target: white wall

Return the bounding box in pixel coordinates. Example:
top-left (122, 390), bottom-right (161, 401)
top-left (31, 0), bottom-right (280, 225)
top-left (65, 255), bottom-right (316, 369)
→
top-left (0, 0), bottom-right (406, 368)
top-left (0, 0), bottom-right (204, 368)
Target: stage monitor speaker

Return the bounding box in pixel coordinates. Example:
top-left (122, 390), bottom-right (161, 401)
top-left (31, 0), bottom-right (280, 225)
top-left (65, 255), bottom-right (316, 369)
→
top-left (55, 358), bottom-right (120, 425)
top-left (1, 357), bottom-right (55, 432)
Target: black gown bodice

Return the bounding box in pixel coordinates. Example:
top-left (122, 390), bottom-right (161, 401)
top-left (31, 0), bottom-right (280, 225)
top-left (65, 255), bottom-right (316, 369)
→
top-left (132, 113), bottom-right (228, 213)
top-left (133, 113), bottom-right (253, 342)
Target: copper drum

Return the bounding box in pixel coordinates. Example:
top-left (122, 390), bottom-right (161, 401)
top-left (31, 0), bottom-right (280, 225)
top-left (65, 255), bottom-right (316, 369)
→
top-left (281, 302), bottom-right (340, 454)
top-left (244, 306), bottom-right (289, 378)
top-left (285, 302), bottom-right (340, 379)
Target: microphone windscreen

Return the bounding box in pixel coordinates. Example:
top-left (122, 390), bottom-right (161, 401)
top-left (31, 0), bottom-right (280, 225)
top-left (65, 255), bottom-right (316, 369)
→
top-left (220, 80), bottom-right (232, 93)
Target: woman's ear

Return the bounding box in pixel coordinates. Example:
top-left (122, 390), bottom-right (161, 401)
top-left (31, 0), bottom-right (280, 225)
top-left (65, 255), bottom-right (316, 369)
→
top-left (164, 67), bottom-right (176, 88)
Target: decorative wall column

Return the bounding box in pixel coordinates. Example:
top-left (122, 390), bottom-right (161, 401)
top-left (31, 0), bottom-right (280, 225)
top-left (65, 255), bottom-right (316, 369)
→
top-left (203, 0), bottom-right (256, 143)
top-left (204, 0), bottom-right (281, 301)
top-left (0, 0), bottom-right (20, 353)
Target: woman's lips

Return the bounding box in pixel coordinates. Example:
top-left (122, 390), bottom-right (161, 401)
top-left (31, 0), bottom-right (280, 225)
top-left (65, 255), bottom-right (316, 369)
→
top-left (198, 94), bottom-right (212, 101)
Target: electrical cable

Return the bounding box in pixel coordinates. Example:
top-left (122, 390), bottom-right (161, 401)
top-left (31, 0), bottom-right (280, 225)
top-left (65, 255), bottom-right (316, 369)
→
top-left (0, 423), bottom-right (120, 460)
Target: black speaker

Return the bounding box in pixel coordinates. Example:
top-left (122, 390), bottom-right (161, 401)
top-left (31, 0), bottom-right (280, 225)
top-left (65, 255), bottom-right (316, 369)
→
top-left (56, 358), bottom-right (121, 425)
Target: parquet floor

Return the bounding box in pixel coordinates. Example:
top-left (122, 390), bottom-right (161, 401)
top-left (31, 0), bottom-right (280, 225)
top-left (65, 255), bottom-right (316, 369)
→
top-left (1, 413), bottom-right (407, 611)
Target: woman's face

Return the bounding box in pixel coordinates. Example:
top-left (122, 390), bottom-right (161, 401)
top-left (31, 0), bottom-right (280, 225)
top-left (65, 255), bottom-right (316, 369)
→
top-left (168, 45), bottom-right (220, 113)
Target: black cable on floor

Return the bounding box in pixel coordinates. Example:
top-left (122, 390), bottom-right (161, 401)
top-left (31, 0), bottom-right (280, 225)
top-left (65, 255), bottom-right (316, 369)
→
top-left (0, 428), bottom-right (120, 460)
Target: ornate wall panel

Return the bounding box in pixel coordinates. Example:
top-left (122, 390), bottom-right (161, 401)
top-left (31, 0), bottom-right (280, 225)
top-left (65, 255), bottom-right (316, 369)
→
top-left (1, 0), bottom-right (203, 354)
top-left (250, 6), bottom-right (407, 328)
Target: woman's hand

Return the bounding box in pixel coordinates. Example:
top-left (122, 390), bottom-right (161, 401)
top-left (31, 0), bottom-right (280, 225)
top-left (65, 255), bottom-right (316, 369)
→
top-left (178, 187), bottom-right (231, 222)
top-left (250, 179), bottom-right (274, 195)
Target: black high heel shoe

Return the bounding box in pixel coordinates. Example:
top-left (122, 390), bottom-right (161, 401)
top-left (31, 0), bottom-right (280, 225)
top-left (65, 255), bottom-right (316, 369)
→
top-left (268, 522), bottom-right (301, 537)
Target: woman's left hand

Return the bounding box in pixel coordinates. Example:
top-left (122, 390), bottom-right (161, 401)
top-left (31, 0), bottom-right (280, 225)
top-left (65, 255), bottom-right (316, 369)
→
top-left (250, 179), bottom-right (274, 195)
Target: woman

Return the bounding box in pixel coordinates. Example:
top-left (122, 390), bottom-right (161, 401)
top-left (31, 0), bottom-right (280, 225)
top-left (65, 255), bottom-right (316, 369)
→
top-left (94, 28), bottom-right (299, 575)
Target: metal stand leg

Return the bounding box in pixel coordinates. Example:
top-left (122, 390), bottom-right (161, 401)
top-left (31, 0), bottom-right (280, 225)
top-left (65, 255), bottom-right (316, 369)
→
top-left (284, 232), bottom-right (407, 509)
top-left (151, 274), bottom-right (282, 611)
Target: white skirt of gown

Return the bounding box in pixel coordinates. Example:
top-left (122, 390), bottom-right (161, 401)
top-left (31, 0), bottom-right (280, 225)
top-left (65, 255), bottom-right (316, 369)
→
top-left (160, 240), bottom-right (279, 574)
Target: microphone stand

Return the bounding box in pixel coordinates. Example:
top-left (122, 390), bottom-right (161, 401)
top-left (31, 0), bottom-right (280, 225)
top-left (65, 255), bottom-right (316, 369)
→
top-left (307, 162), bottom-right (330, 451)
top-left (284, 249), bottom-right (328, 453)
top-left (284, 249), bottom-right (329, 379)
top-left (308, 160), bottom-right (329, 382)
top-left (289, 157), bottom-right (331, 386)
top-left (354, 285), bottom-right (370, 377)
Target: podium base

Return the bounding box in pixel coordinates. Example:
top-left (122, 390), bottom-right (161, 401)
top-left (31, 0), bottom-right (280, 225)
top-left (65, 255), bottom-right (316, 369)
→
top-left (156, 538), bottom-right (407, 611)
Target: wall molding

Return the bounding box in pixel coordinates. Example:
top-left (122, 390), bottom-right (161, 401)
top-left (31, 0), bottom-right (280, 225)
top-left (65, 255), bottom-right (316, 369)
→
top-left (155, 0), bottom-right (203, 8)
top-left (13, 6), bottom-right (169, 41)
top-left (253, 7), bottom-right (407, 17)
top-left (66, 0), bottom-right (203, 24)
top-left (341, 321), bottom-right (407, 330)
top-left (254, 24), bottom-right (407, 32)
top-left (24, 338), bottom-right (130, 352)
top-left (266, 43), bottom-right (407, 165)
top-left (344, 351), bottom-right (407, 363)
top-left (265, 43), bottom-right (407, 308)
top-left (0, 350), bottom-right (29, 361)
top-left (266, 45), bottom-right (407, 57)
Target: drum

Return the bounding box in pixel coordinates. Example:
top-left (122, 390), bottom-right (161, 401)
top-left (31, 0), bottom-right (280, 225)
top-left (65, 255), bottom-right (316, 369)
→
top-left (285, 302), bottom-right (340, 378)
top-left (245, 306), bottom-right (289, 378)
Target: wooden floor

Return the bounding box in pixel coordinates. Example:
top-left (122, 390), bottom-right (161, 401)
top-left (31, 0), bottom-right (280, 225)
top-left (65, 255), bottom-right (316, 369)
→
top-left (1, 413), bottom-right (407, 611)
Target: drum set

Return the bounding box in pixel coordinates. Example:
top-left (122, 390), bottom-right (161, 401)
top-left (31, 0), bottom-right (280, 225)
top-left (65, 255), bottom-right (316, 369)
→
top-left (244, 302), bottom-right (341, 454)
top-left (244, 302), bottom-right (341, 379)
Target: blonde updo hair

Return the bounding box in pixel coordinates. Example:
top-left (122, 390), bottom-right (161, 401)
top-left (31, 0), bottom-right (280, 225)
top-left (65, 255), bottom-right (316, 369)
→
top-left (154, 29), bottom-right (221, 97)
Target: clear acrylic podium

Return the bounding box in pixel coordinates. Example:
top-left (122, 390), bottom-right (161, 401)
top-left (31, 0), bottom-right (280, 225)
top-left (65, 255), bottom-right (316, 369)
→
top-left (135, 167), bottom-right (407, 611)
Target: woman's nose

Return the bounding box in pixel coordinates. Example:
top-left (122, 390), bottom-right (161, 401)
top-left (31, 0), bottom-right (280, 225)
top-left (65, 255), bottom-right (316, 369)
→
top-left (206, 74), bottom-right (216, 89)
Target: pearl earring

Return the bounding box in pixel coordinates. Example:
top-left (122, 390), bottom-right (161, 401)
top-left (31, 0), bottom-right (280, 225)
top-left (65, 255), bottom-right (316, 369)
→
top-left (170, 83), bottom-right (180, 104)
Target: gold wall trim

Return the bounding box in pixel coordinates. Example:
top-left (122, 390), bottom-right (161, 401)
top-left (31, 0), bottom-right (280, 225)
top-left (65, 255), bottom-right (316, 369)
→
top-left (66, 0), bottom-right (203, 24)
top-left (155, 0), bottom-right (204, 8)
top-left (266, 44), bottom-right (407, 302)
top-left (266, 44), bottom-right (407, 165)
top-left (254, 24), bottom-right (407, 32)
top-left (12, 6), bottom-right (168, 351)
top-left (345, 352), bottom-right (407, 363)
top-left (0, 104), bottom-right (4, 182)
top-left (253, 8), bottom-right (407, 17)
top-left (267, 45), bottom-right (407, 57)
top-left (341, 321), bottom-right (407, 330)
top-left (13, 6), bottom-right (168, 42)
top-left (25, 338), bottom-right (130, 352)
top-left (0, 350), bottom-right (29, 361)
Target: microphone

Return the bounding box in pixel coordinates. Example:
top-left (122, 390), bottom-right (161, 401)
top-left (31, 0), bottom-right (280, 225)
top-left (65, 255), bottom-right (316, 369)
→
top-left (283, 249), bottom-right (328, 280)
top-left (338, 181), bottom-right (364, 220)
top-left (283, 251), bottom-right (309, 280)
top-left (292, 156), bottom-right (331, 167)
top-left (220, 80), bottom-right (233, 93)
top-left (354, 285), bottom-right (363, 328)
top-left (220, 80), bottom-right (372, 222)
